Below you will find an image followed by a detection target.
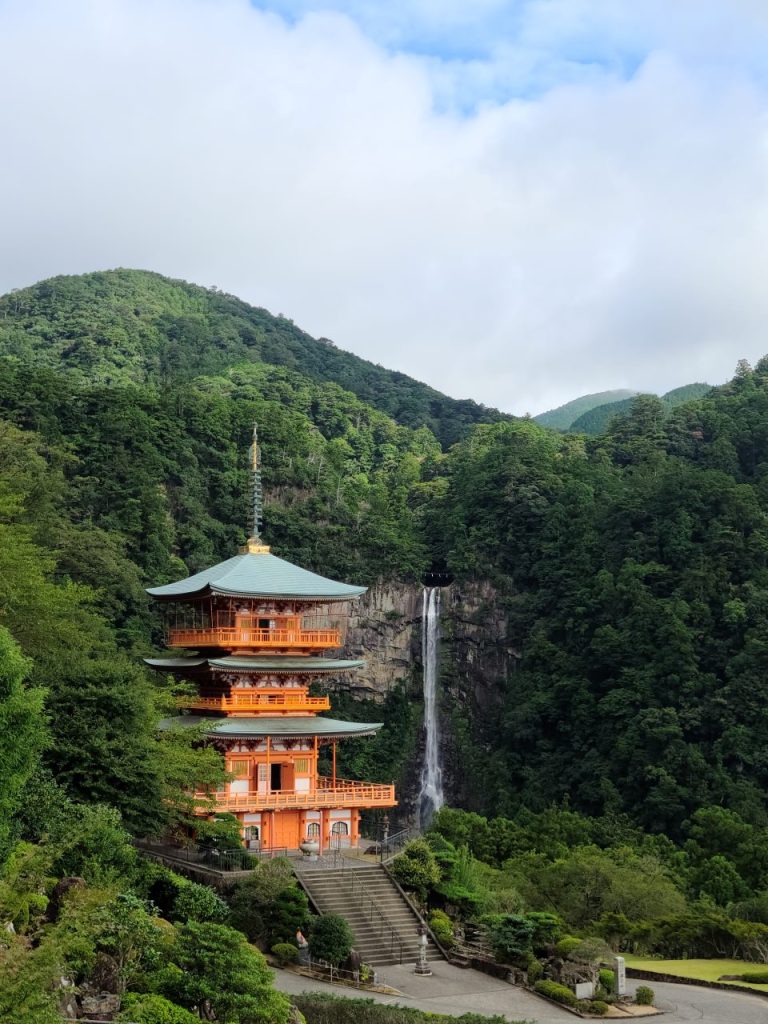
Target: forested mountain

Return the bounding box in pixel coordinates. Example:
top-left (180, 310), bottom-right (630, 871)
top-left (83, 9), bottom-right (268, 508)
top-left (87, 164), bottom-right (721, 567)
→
top-left (436, 375), bottom-right (768, 832)
top-left (534, 389), bottom-right (637, 430)
top-left (569, 382), bottom-right (713, 435)
top-left (2, 270), bottom-right (768, 869)
top-left (0, 269), bottom-right (509, 447)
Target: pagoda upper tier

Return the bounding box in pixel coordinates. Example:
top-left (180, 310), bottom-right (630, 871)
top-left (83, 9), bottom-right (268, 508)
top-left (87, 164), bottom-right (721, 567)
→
top-left (149, 545), bottom-right (367, 654)
top-left (147, 548), bottom-right (366, 602)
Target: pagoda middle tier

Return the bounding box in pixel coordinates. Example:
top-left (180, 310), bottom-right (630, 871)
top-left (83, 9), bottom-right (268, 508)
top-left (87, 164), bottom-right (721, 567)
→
top-left (145, 656), bottom-right (363, 717)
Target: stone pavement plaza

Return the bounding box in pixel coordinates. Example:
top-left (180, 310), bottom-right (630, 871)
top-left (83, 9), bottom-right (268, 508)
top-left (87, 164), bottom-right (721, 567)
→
top-left (274, 961), bottom-right (768, 1024)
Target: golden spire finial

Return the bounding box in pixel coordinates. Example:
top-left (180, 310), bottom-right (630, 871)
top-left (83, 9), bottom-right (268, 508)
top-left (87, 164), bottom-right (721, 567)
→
top-left (240, 423), bottom-right (270, 554)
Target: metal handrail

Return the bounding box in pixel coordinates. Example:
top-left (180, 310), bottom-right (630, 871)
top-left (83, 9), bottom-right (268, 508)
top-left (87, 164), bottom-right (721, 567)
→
top-left (338, 858), bottom-right (405, 964)
top-left (134, 837), bottom-right (259, 872)
top-left (378, 826), bottom-right (413, 862)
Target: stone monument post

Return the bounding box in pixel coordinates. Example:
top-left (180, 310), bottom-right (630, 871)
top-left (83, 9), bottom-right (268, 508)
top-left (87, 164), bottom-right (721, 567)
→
top-left (414, 923), bottom-right (433, 976)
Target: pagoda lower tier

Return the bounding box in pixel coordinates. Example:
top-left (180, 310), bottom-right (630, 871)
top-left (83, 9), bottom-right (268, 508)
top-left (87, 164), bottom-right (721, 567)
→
top-left (158, 714), bottom-right (397, 852)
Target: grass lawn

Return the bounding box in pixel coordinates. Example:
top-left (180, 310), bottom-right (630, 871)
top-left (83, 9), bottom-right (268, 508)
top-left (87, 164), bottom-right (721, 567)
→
top-left (624, 955), bottom-right (768, 991)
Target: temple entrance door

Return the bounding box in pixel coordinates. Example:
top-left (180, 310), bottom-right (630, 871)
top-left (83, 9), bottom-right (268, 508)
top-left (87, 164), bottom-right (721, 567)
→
top-left (272, 812), bottom-right (301, 850)
top-left (270, 764), bottom-right (282, 790)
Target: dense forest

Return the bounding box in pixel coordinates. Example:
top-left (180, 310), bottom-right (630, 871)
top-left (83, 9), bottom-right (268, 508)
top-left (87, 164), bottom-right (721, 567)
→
top-left (3, 269), bottom-right (768, 1017)
top-left (0, 269), bottom-right (508, 447)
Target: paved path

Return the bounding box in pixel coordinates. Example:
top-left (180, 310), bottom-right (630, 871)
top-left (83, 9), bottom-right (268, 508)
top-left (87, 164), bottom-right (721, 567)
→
top-left (274, 964), bottom-right (768, 1023)
top-left (634, 978), bottom-right (768, 1023)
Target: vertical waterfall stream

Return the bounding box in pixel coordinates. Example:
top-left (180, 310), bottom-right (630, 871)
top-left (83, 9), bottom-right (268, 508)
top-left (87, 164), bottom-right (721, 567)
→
top-left (418, 586), bottom-right (444, 828)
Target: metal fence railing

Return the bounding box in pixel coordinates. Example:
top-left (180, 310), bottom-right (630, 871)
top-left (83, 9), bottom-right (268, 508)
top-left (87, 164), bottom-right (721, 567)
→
top-left (134, 837), bottom-right (281, 872)
top-left (378, 826), bottom-right (413, 862)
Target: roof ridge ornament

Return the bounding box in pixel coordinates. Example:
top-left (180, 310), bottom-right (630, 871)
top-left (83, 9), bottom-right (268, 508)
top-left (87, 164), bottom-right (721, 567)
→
top-left (241, 423), bottom-right (270, 554)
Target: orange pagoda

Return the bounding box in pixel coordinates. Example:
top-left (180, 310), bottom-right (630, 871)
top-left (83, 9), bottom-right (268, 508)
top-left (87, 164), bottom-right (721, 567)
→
top-left (146, 427), bottom-right (397, 853)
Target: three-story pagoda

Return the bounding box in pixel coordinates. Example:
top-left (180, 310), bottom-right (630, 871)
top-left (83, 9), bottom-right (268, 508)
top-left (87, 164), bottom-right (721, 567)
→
top-left (146, 428), bottom-right (396, 852)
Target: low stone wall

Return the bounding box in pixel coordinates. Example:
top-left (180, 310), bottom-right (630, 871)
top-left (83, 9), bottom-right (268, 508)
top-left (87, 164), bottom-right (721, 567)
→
top-left (627, 966), bottom-right (768, 999)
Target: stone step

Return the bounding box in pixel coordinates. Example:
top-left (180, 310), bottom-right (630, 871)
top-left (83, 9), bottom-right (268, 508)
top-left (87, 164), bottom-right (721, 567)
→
top-left (296, 862), bottom-right (444, 967)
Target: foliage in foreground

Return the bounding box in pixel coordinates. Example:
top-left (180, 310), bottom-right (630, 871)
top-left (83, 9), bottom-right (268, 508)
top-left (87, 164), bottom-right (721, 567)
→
top-left (422, 805), bottom-right (768, 963)
top-left (292, 992), bottom-right (512, 1024)
top-left (0, 818), bottom-right (292, 1024)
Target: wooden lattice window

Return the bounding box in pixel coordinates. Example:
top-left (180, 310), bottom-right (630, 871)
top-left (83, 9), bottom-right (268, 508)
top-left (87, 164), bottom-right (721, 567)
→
top-left (295, 758), bottom-right (309, 773)
top-left (229, 760), bottom-right (250, 778)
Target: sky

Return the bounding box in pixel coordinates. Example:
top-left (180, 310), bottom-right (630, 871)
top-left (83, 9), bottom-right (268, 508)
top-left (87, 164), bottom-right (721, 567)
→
top-left (2, 1), bottom-right (768, 414)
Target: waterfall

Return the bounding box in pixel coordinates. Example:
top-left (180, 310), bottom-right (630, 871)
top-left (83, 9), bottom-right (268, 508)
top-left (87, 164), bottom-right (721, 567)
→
top-left (418, 586), bottom-right (444, 828)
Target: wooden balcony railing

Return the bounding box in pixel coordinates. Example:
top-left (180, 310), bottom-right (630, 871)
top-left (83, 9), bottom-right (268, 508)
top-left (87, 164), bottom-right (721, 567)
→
top-left (177, 692), bottom-right (331, 716)
top-left (167, 627), bottom-right (341, 651)
top-left (198, 778), bottom-right (396, 811)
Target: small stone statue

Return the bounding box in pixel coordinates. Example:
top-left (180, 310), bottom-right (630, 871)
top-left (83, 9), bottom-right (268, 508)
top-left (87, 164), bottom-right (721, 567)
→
top-left (295, 928), bottom-right (310, 965)
top-left (414, 922), bottom-right (433, 976)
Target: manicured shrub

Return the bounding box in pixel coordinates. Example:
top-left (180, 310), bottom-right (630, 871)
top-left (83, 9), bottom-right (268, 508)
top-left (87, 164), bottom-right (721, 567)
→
top-left (428, 909), bottom-right (454, 948)
top-left (554, 935), bottom-right (581, 958)
top-left (534, 979), bottom-right (577, 1007)
top-left (526, 958), bottom-right (543, 984)
top-left (293, 992), bottom-right (509, 1022)
top-left (308, 913), bottom-right (354, 966)
top-left (598, 968), bottom-right (615, 993)
top-left (172, 881), bottom-right (228, 923)
top-left (526, 911), bottom-right (563, 951)
top-left (589, 1000), bottom-right (610, 1016)
top-left (390, 839), bottom-right (441, 899)
top-left (736, 971), bottom-right (768, 983)
top-left (567, 937), bottom-right (612, 963)
top-left (635, 985), bottom-right (655, 1006)
top-left (227, 863), bottom-right (309, 947)
top-left (271, 942), bottom-right (299, 966)
top-left (118, 993), bottom-right (199, 1024)
top-left (483, 913), bottom-right (535, 963)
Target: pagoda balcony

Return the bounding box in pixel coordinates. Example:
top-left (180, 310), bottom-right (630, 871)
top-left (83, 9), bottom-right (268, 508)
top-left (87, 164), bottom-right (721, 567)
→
top-left (197, 777), bottom-right (396, 812)
top-left (177, 692), bottom-right (331, 715)
top-left (167, 626), bottom-right (341, 652)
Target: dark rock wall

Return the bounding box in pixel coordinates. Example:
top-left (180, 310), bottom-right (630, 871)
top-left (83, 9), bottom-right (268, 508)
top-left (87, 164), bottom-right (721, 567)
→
top-left (334, 580), bottom-right (517, 820)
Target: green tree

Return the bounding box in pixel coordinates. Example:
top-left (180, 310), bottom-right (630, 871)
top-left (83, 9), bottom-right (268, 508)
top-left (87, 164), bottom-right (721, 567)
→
top-left (308, 914), bottom-right (354, 967)
top-left (118, 994), bottom-right (199, 1024)
top-left (227, 860), bottom-right (308, 947)
top-left (0, 628), bottom-right (45, 857)
top-left (390, 839), bottom-right (441, 900)
top-left (172, 881), bottom-right (229, 924)
top-left (156, 921), bottom-right (290, 1024)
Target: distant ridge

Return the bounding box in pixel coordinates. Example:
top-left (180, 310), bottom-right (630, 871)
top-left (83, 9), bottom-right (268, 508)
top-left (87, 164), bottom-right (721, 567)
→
top-left (570, 382), bottom-right (713, 435)
top-left (534, 389), bottom-right (638, 431)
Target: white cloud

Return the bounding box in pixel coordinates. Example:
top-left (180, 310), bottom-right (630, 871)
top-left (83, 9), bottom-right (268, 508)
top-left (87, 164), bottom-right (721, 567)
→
top-left (1, 0), bottom-right (768, 413)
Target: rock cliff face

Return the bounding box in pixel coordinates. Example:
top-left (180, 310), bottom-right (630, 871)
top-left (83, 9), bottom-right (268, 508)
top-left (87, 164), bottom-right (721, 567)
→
top-left (334, 580), bottom-right (517, 818)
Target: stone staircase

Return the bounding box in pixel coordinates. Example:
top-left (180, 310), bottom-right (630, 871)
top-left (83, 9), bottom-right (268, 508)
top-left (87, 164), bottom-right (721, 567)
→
top-left (296, 862), bottom-right (444, 968)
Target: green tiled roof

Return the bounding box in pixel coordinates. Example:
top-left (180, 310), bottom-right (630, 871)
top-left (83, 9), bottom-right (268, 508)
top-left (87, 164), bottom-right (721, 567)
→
top-left (145, 657), bottom-right (364, 674)
top-left (158, 715), bottom-right (382, 739)
top-left (146, 552), bottom-right (366, 601)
